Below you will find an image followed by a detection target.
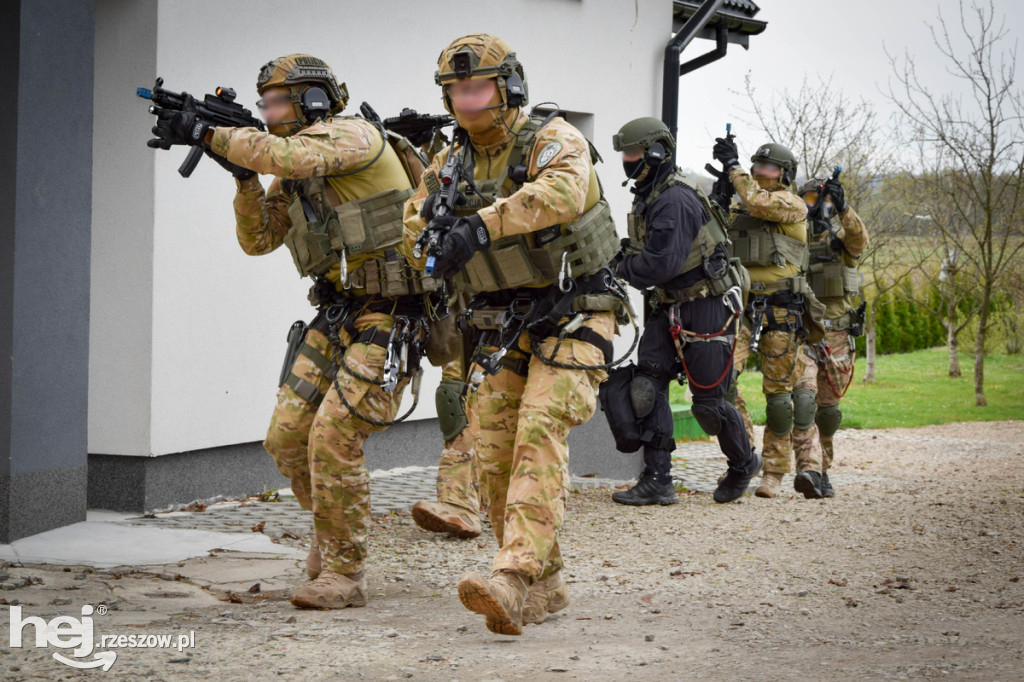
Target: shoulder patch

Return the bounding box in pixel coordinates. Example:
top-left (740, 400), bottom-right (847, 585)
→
top-left (536, 142), bottom-right (563, 169)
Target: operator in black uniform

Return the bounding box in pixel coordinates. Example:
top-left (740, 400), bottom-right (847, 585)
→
top-left (603, 117), bottom-right (760, 505)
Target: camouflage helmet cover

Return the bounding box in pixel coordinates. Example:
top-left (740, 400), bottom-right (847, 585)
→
top-left (256, 53), bottom-right (349, 114)
top-left (435, 34), bottom-right (527, 110)
top-left (750, 141), bottom-right (798, 182)
top-left (612, 117), bottom-right (676, 152)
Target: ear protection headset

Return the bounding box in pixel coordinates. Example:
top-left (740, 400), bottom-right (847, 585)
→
top-left (300, 86), bottom-right (331, 122)
top-left (644, 141), bottom-right (667, 166)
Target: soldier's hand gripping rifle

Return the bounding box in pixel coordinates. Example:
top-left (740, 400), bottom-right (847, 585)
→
top-left (138, 77), bottom-right (265, 178)
top-left (412, 126), bottom-right (470, 276)
top-left (808, 167), bottom-right (844, 251)
top-left (706, 123), bottom-right (736, 209)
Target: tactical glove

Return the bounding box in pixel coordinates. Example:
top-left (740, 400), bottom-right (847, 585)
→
top-left (204, 149), bottom-right (256, 181)
top-left (823, 177), bottom-right (847, 213)
top-left (712, 136), bottom-right (741, 172)
top-left (149, 107), bottom-right (212, 148)
top-left (420, 190), bottom-right (468, 222)
top-left (432, 214), bottom-right (490, 279)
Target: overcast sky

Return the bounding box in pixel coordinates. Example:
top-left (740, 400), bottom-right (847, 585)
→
top-left (671, 0), bottom-right (1024, 173)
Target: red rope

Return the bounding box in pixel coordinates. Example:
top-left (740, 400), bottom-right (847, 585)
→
top-left (669, 313), bottom-right (739, 391)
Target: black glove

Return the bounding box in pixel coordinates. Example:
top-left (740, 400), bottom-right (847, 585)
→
top-left (709, 175), bottom-right (734, 209)
top-left (204, 149), bottom-right (256, 181)
top-left (822, 177), bottom-right (847, 213)
top-left (148, 106), bottom-right (212, 148)
top-left (712, 136), bottom-right (741, 171)
top-left (432, 214), bottom-right (490, 279)
top-left (420, 190), bottom-right (468, 222)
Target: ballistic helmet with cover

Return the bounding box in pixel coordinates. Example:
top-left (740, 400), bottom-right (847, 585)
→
top-left (435, 34), bottom-right (527, 113)
top-left (256, 54), bottom-right (349, 136)
top-left (798, 178), bottom-right (827, 197)
top-left (612, 117), bottom-right (676, 153)
top-left (750, 141), bottom-right (798, 185)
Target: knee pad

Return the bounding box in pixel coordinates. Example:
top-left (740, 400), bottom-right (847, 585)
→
top-left (792, 389), bottom-right (817, 431)
top-left (765, 393), bottom-right (794, 437)
top-left (435, 379), bottom-right (468, 442)
top-left (630, 373), bottom-right (659, 419)
top-left (815, 404), bottom-right (843, 438)
top-left (691, 401), bottom-right (723, 436)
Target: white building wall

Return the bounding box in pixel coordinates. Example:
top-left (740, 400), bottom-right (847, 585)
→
top-left (91, 0), bottom-right (673, 457)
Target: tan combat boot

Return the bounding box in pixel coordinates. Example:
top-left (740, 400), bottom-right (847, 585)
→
top-left (290, 570), bottom-right (367, 610)
top-left (522, 570), bottom-right (569, 625)
top-left (755, 471), bottom-right (783, 498)
top-left (411, 501), bottom-right (482, 539)
top-left (306, 542), bottom-right (321, 580)
top-left (458, 570), bottom-right (529, 635)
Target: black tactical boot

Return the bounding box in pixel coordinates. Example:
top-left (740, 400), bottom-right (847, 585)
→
top-left (794, 470), bottom-right (824, 499)
top-left (611, 476), bottom-right (677, 506)
top-left (820, 471), bottom-right (835, 498)
top-left (713, 451), bottom-right (762, 503)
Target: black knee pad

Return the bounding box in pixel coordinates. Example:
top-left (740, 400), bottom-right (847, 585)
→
top-left (793, 388), bottom-right (817, 431)
top-left (691, 401), bottom-right (723, 436)
top-left (765, 393), bottom-right (794, 437)
top-left (815, 404), bottom-right (843, 437)
top-left (630, 373), bottom-right (659, 419)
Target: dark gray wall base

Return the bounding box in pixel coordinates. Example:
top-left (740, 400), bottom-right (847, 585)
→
top-left (87, 415), bottom-right (639, 514)
top-left (0, 466), bottom-right (88, 543)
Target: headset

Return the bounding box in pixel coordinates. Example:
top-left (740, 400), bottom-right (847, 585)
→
top-left (300, 86), bottom-right (331, 122)
top-left (504, 72), bottom-right (526, 108)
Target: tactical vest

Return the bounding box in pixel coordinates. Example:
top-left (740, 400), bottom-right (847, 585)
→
top-left (281, 120), bottom-right (440, 298)
top-left (807, 237), bottom-right (860, 300)
top-left (728, 211), bottom-right (809, 272)
top-left (626, 170), bottom-right (748, 301)
top-left (442, 115), bottom-right (619, 293)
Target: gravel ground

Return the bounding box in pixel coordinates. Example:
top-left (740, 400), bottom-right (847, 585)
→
top-left (1, 421), bottom-right (1022, 680)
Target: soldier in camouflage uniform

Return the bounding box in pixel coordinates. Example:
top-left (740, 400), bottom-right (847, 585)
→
top-left (794, 175), bottom-right (869, 497)
top-left (403, 34), bottom-right (622, 635)
top-left (711, 137), bottom-right (826, 500)
top-left (149, 54), bottom-right (435, 609)
top-left (410, 355), bottom-right (483, 538)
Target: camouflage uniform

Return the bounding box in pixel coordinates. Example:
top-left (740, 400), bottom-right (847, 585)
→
top-left (212, 91), bottom-right (420, 601)
top-left (794, 203), bottom-right (869, 477)
top-left (727, 168), bottom-right (823, 479)
top-left (728, 322), bottom-right (756, 446)
top-left (404, 34), bottom-right (617, 634)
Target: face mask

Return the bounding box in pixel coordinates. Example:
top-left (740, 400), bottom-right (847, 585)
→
top-left (623, 159), bottom-right (644, 180)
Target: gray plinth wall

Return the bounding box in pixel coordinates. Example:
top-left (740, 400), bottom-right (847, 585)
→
top-left (0, 1), bottom-right (95, 542)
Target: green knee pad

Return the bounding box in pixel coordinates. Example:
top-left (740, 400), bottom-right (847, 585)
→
top-left (765, 393), bottom-right (794, 437)
top-left (793, 389), bottom-right (817, 431)
top-left (435, 379), bottom-right (468, 442)
top-left (815, 404), bottom-right (843, 438)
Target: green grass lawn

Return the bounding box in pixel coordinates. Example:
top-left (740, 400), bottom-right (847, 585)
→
top-left (669, 347), bottom-right (1024, 430)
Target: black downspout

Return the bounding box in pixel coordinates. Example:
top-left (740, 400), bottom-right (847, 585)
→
top-left (679, 22), bottom-right (729, 79)
top-left (661, 0), bottom-right (727, 141)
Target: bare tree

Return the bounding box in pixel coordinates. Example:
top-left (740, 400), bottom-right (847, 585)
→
top-left (888, 0), bottom-right (1024, 406)
top-left (738, 74), bottom-right (905, 382)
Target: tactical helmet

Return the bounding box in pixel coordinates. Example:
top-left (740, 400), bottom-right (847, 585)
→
top-left (611, 117), bottom-right (676, 152)
top-left (750, 142), bottom-right (798, 185)
top-left (798, 178), bottom-right (827, 197)
top-left (256, 54), bottom-right (349, 135)
top-left (435, 34), bottom-right (527, 113)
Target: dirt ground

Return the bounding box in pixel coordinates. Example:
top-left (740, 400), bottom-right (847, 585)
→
top-left (2, 421), bottom-right (1023, 680)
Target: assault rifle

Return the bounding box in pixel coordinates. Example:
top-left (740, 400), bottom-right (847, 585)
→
top-left (383, 108), bottom-right (453, 147)
top-left (706, 123), bottom-right (736, 209)
top-left (412, 125), bottom-right (470, 275)
top-left (807, 166), bottom-right (843, 235)
top-left (138, 77), bottom-right (265, 178)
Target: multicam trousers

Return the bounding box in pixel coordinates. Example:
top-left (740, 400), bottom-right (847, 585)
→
top-left (467, 312), bottom-right (614, 582)
top-left (802, 329), bottom-right (856, 473)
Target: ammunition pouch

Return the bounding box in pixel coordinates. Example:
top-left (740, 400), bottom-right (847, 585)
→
top-left (728, 212), bottom-right (809, 270)
top-left (283, 185), bottom-right (414, 279)
top-left (346, 247), bottom-right (442, 299)
top-left (453, 199), bottom-right (619, 292)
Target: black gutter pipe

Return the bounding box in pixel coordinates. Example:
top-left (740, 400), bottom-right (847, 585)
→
top-left (661, 0), bottom-right (727, 141)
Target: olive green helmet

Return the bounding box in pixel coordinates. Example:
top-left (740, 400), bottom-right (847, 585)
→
top-left (798, 178), bottom-right (827, 197)
top-left (256, 54), bottom-right (348, 135)
top-left (611, 117), bottom-right (676, 152)
top-left (750, 142), bottom-right (798, 185)
top-left (435, 34), bottom-right (527, 113)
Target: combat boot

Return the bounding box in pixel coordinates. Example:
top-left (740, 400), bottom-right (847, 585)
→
top-left (755, 471), bottom-right (783, 498)
top-left (411, 501), bottom-right (482, 538)
top-left (611, 477), bottom-right (677, 506)
top-left (820, 471), bottom-right (835, 498)
top-left (306, 542), bottom-right (321, 580)
top-left (713, 451), bottom-right (763, 503)
top-left (290, 570), bottom-right (367, 610)
top-left (458, 570), bottom-right (529, 636)
top-left (794, 470), bottom-right (824, 499)
top-left (522, 570), bottom-right (569, 625)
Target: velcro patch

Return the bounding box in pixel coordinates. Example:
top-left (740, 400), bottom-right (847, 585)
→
top-left (536, 142), bottom-right (562, 169)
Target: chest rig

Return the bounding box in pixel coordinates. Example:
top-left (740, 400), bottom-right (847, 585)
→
top-left (627, 170), bottom-right (748, 303)
top-left (807, 234), bottom-right (860, 301)
top-left (435, 114), bottom-right (619, 293)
